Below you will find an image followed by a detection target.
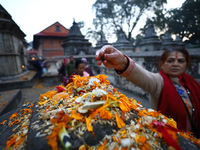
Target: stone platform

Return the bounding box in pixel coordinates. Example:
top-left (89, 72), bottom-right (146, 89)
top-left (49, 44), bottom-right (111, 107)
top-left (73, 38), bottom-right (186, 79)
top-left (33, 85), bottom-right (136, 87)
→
top-left (0, 71), bottom-right (37, 92)
top-left (42, 73), bottom-right (62, 87)
top-left (0, 89), bottom-right (22, 116)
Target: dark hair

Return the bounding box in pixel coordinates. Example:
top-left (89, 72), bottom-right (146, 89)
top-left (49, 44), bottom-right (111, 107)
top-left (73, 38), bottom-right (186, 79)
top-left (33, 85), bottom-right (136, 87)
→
top-left (75, 59), bottom-right (84, 69)
top-left (159, 47), bottom-right (191, 69)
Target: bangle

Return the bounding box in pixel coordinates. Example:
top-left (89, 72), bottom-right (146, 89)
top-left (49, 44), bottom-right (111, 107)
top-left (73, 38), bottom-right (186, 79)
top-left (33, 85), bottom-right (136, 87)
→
top-left (115, 55), bottom-right (129, 74)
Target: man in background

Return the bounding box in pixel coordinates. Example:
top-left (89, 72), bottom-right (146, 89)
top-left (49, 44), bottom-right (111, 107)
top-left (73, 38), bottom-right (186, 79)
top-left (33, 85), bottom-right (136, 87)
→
top-left (65, 55), bottom-right (76, 78)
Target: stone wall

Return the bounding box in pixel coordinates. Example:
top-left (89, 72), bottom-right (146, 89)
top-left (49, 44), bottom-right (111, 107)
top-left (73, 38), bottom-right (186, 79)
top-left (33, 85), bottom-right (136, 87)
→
top-left (0, 5), bottom-right (28, 79)
top-left (0, 33), bottom-right (28, 77)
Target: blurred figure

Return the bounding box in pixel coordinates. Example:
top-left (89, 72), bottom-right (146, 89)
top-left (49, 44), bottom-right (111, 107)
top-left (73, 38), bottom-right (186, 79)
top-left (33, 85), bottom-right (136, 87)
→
top-left (40, 57), bottom-right (47, 74)
top-left (81, 58), bottom-right (94, 76)
top-left (59, 58), bottom-right (69, 86)
top-left (33, 58), bottom-right (43, 78)
top-left (64, 58), bottom-right (68, 66)
top-left (67, 59), bottom-right (89, 84)
top-left (65, 55), bottom-right (76, 77)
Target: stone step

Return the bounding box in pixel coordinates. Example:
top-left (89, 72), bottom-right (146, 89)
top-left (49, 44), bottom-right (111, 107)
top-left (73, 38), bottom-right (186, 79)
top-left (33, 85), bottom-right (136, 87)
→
top-left (0, 71), bottom-right (37, 92)
top-left (0, 89), bottom-right (23, 116)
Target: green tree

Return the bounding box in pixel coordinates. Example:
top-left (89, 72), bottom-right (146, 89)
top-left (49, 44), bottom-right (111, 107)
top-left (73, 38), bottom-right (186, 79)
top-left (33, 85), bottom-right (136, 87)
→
top-left (168, 0), bottom-right (200, 43)
top-left (92, 0), bottom-right (167, 42)
top-left (149, 0), bottom-right (200, 43)
top-left (85, 27), bottom-right (102, 45)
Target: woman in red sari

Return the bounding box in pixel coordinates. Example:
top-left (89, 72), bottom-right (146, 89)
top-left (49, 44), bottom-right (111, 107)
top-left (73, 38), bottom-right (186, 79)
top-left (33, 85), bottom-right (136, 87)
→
top-left (95, 45), bottom-right (200, 138)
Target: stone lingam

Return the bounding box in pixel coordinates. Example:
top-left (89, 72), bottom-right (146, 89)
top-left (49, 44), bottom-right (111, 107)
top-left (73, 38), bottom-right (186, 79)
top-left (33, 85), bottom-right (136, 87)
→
top-left (42, 59), bottom-right (62, 87)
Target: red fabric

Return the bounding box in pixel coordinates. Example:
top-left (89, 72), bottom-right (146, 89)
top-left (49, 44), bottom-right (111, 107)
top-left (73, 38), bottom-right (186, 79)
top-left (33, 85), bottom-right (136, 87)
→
top-left (64, 59), bottom-right (68, 66)
top-left (152, 120), bottom-right (182, 150)
top-left (158, 70), bottom-right (200, 136)
top-left (56, 87), bottom-right (65, 92)
top-left (67, 73), bottom-right (76, 85)
top-left (181, 72), bottom-right (200, 137)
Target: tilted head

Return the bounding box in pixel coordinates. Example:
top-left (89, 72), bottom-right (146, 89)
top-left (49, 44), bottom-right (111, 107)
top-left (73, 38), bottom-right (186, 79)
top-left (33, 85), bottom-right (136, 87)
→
top-left (75, 59), bottom-right (85, 76)
top-left (159, 47), bottom-right (190, 77)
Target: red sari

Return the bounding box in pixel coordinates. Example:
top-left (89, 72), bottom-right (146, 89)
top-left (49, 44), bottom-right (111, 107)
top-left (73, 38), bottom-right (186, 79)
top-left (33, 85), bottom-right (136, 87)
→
top-left (158, 70), bottom-right (200, 137)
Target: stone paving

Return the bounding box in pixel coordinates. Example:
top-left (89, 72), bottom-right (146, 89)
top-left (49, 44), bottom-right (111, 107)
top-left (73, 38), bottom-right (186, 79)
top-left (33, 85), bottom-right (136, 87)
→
top-left (21, 79), bottom-right (57, 104)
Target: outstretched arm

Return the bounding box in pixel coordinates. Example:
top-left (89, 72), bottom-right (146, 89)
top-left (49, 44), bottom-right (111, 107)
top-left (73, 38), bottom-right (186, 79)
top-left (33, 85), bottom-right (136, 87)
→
top-left (95, 45), bottom-right (163, 109)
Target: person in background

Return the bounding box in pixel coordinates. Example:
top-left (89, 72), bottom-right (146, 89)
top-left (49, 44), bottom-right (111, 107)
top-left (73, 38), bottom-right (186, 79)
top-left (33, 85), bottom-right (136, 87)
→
top-left (67, 59), bottom-right (89, 84)
top-left (59, 58), bottom-right (69, 86)
top-left (40, 57), bottom-right (47, 74)
top-left (65, 56), bottom-right (76, 78)
top-left (33, 58), bottom-right (43, 78)
top-left (95, 45), bottom-right (200, 138)
top-left (81, 58), bottom-right (94, 76)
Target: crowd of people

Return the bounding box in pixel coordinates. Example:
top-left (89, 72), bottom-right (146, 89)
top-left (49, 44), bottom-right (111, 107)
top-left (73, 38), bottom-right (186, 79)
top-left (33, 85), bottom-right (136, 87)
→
top-left (58, 56), bottom-right (94, 86)
top-left (33, 55), bottom-right (94, 86)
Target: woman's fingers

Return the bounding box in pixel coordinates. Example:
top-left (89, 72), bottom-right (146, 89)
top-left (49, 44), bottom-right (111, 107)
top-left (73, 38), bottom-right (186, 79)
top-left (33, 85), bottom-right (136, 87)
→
top-left (96, 60), bottom-right (102, 66)
top-left (96, 45), bottom-right (122, 68)
top-left (105, 52), bottom-right (118, 61)
top-left (95, 54), bottom-right (100, 61)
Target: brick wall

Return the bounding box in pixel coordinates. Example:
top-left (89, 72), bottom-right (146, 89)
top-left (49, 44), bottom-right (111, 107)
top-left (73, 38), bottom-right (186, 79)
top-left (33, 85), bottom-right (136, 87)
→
top-left (43, 50), bottom-right (64, 57)
top-left (41, 38), bottom-right (65, 57)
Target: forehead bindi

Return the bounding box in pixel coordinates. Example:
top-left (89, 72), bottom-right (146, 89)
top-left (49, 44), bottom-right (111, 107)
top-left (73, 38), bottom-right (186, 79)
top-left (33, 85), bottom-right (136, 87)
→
top-left (167, 52), bottom-right (185, 59)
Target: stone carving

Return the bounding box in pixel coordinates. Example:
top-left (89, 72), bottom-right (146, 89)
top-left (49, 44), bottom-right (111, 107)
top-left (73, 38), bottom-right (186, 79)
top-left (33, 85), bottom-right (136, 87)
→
top-left (62, 20), bottom-right (91, 56)
top-left (0, 4), bottom-right (28, 79)
top-left (161, 31), bottom-right (176, 50)
top-left (96, 32), bottom-right (109, 48)
top-left (112, 32), bottom-right (134, 53)
top-left (144, 24), bottom-right (158, 38)
top-left (140, 24), bottom-right (161, 51)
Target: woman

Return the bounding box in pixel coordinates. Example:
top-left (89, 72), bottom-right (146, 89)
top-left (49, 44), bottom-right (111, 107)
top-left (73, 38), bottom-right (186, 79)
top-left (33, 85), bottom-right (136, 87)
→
top-left (95, 45), bottom-right (200, 138)
top-left (81, 58), bottom-right (94, 76)
top-left (67, 60), bottom-right (90, 84)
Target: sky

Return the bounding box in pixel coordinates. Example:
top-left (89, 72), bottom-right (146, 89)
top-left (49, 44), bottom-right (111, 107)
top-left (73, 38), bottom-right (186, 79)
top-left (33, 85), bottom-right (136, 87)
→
top-left (0, 0), bottom-right (185, 45)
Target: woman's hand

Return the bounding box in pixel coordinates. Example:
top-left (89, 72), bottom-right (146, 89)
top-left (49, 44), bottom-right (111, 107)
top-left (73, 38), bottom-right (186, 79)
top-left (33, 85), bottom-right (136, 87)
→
top-left (95, 45), bottom-right (128, 71)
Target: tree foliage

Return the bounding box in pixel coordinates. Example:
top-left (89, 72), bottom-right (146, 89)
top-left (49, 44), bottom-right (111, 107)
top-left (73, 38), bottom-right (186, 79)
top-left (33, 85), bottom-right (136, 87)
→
top-left (77, 21), bottom-right (85, 30)
top-left (168, 0), bottom-right (200, 43)
top-left (92, 0), bottom-right (167, 42)
top-left (149, 0), bottom-right (200, 43)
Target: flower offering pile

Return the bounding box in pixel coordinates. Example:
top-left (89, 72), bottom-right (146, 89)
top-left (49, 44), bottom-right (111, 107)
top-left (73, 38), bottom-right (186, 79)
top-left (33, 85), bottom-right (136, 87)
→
top-left (1, 75), bottom-right (200, 150)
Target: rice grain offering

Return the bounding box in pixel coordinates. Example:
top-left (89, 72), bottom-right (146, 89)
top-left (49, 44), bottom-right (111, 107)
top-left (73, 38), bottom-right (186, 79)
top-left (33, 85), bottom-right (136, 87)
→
top-left (1, 75), bottom-right (200, 150)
